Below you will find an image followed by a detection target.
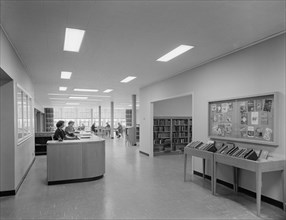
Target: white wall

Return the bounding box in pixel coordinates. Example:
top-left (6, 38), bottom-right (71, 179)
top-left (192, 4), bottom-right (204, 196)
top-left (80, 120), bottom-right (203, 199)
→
top-left (154, 95), bottom-right (192, 117)
top-left (140, 34), bottom-right (285, 202)
top-left (0, 81), bottom-right (15, 191)
top-left (0, 27), bottom-right (35, 192)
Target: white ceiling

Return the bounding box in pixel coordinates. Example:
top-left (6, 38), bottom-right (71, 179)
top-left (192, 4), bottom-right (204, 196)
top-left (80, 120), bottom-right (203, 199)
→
top-left (1, 0), bottom-right (285, 109)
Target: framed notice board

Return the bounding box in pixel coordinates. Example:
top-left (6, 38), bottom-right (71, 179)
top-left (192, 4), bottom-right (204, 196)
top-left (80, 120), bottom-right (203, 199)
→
top-left (208, 92), bottom-right (278, 146)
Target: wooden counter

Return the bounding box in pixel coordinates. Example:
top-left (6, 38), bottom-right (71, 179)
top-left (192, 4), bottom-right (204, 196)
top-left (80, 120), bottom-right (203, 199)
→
top-left (47, 135), bottom-right (105, 184)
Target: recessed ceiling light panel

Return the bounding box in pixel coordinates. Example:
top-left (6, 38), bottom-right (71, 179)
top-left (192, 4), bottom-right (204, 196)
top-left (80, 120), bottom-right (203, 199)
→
top-left (59, 87), bottom-right (67, 91)
top-left (66, 102), bottom-right (80, 105)
top-left (64, 28), bottom-right (85, 52)
top-left (69, 96), bottom-right (88, 100)
top-left (120, 76), bottom-right (136, 83)
top-left (74, 88), bottom-right (99, 92)
top-left (103, 89), bottom-right (113, 93)
top-left (61, 71), bottom-right (72, 79)
top-left (157, 45), bottom-right (194, 62)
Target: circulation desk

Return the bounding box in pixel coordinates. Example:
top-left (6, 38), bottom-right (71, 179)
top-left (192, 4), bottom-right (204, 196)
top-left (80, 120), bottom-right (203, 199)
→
top-left (47, 135), bottom-right (105, 184)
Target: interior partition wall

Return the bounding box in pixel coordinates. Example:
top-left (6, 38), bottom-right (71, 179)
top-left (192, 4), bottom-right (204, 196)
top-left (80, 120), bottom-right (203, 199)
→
top-left (140, 33), bottom-right (285, 204)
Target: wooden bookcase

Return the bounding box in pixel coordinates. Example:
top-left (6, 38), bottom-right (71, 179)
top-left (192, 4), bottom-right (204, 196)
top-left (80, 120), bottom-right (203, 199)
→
top-left (125, 109), bottom-right (132, 126)
top-left (44, 108), bottom-right (54, 132)
top-left (136, 124), bottom-right (140, 142)
top-left (153, 117), bottom-right (192, 155)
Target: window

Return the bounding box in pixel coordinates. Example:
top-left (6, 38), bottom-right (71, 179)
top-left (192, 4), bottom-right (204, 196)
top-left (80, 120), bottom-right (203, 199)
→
top-left (54, 107), bottom-right (127, 129)
top-left (17, 86), bottom-right (33, 142)
top-left (17, 88), bottom-right (23, 139)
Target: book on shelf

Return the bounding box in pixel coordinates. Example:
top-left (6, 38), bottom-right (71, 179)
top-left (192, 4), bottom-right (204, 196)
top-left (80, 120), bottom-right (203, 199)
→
top-left (186, 141), bottom-right (203, 149)
top-left (259, 150), bottom-right (269, 160)
top-left (245, 150), bottom-right (259, 161)
top-left (233, 148), bottom-right (247, 157)
top-left (227, 146), bottom-right (239, 156)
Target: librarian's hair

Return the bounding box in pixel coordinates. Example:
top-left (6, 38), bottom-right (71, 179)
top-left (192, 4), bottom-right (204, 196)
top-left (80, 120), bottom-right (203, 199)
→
top-left (68, 121), bottom-right (74, 125)
top-left (56, 120), bottom-right (65, 128)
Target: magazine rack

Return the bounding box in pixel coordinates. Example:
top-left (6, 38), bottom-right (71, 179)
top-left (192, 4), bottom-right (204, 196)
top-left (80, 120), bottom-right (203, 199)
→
top-left (213, 153), bottom-right (285, 216)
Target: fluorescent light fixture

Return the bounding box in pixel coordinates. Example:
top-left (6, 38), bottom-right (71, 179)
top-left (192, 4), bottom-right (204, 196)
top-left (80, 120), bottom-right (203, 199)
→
top-left (120, 76), bottom-right (136, 83)
top-left (157, 45), bottom-right (194, 62)
top-left (63, 28), bottom-right (85, 52)
top-left (103, 89), bottom-right (113, 93)
top-left (59, 87), bottom-right (67, 91)
top-left (50, 98), bottom-right (68, 100)
top-left (128, 104), bottom-right (140, 107)
top-left (61, 71), bottom-right (72, 79)
top-left (66, 102), bottom-right (80, 105)
top-left (74, 88), bottom-right (99, 92)
top-left (69, 96), bottom-right (88, 100)
top-left (48, 93), bottom-right (111, 98)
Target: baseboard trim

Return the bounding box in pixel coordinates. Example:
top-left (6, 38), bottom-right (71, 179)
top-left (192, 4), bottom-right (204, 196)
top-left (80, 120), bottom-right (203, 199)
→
top-left (193, 171), bottom-right (283, 209)
top-left (0, 190), bottom-right (16, 197)
top-left (15, 157), bottom-right (36, 193)
top-left (48, 175), bottom-right (104, 185)
top-left (35, 152), bottom-right (46, 156)
top-left (139, 151), bottom-right (149, 156)
top-left (0, 157), bottom-right (35, 197)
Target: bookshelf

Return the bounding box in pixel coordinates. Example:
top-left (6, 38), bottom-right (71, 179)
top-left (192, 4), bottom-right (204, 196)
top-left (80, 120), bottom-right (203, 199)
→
top-left (136, 124), bottom-right (140, 142)
top-left (153, 117), bottom-right (192, 155)
top-left (125, 109), bottom-right (132, 126)
top-left (44, 108), bottom-right (54, 132)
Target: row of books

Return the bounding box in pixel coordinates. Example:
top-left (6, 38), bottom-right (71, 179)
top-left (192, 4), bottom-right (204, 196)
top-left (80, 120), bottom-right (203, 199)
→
top-left (186, 141), bottom-right (217, 152)
top-left (154, 119), bottom-right (171, 126)
top-left (172, 126), bottom-right (188, 132)
top-left (154, 133), bottom-right (171, 138)
top-left (172, 132), bottom-right (188, 138)
top-left (185, 141), bottom-right (269, 161)
top-left (153, 126), bottom-right (171, 132)
top-left (173, 119), bottom-right (189, 125)
top-left (216, 144), bottom-right (259, 161)
top-left (173, 138), bottom-right (188, 144)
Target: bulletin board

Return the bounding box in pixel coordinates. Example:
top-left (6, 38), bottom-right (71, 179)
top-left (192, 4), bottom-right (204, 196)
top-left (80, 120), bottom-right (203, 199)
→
top-left (208, 92), bottom-right (278, 146)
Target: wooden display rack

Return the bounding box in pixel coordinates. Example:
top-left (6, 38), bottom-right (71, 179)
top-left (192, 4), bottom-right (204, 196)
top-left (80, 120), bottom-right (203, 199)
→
top-left (213, 153), bottom-right (285, 216)
top-left (183, 144), bottom-right (285, 217)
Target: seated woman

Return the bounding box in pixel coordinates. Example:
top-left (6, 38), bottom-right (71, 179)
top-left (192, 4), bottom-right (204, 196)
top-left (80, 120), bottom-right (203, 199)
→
top-left (53, 120), bottom-right (77, 141)
top-left (65, 121), bottom-right (75, 137)
top-left (116, 122), bottom-right (123, 138)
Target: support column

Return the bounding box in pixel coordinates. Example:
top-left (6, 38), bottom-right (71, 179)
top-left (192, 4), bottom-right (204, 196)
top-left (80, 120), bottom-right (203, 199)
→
top-left (91, 108), bottom-right (93, 128)
top-left (99, 106), bottom-right (102, 127)
top-left (131, 94), bottom-right (136, 145)
top-left (110, 101), bottom-right (114, 139)
top-left (132, 94), bottom-right (136, 127)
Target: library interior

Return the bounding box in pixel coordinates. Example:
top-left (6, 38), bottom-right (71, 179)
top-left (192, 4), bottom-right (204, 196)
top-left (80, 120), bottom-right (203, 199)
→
top-left (0, 1), bottom-right (285, 219)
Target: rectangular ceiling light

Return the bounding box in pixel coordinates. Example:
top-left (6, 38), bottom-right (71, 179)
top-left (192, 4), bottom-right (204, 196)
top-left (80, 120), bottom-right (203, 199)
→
top-left (66, 102), bottom-right (80, 105)
top-left (103, 89), bottom-right (113, 93)
top-left (69, 96), bottom-right (88, 100)
top-left (120, 76), bottom-right (136, 83)
top-left (63, 28), bottom-right (85, 52)
top-left (157, 45), bottom-right (194, 62)
top-left (48, 93), bottom-right (111, 98)
top-left (61, 71), bottom-right (72, 79)
top-left (74, 88), bottom-right (98, 92)
top-left (59, 87), bottom-right (67, 91)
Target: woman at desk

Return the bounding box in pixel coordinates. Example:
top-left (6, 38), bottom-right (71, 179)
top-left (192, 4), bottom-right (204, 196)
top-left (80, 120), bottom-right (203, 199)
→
top-left (65, 121), bottom-right (76, 137)
top-left (53, 120), bottom-right (77, 141)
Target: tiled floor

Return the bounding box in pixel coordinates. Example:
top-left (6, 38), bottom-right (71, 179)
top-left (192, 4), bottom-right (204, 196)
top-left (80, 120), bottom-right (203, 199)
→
top-left (1, 137), bottom-right (285, 219)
